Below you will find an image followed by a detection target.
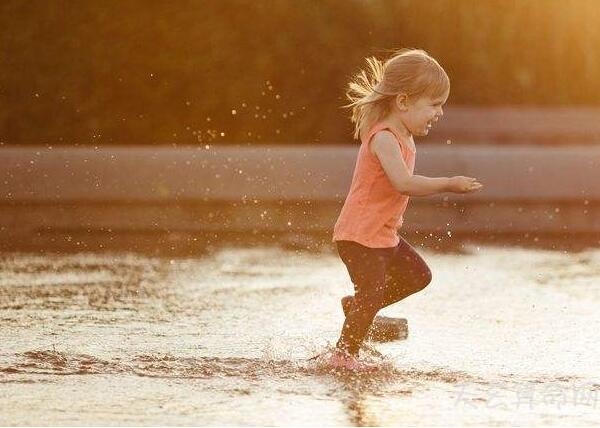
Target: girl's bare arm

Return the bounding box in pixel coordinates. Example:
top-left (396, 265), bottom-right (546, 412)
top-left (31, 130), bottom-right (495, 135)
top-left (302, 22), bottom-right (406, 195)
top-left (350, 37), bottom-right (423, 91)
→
top-left (371, 131), bottom-right (483, 196)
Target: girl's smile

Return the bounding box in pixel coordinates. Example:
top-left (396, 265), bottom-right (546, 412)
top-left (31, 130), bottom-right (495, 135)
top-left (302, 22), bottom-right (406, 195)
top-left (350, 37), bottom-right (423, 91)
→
top-left (424, 114), bottom-right (441, 134)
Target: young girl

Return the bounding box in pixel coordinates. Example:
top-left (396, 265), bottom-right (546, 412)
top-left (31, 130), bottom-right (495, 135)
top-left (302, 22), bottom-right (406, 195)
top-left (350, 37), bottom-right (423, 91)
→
top-left (330, 49), bottom-right (483, 371)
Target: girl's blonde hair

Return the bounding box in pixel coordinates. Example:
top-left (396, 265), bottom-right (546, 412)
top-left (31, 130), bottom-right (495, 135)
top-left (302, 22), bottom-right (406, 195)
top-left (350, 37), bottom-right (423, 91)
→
top-left (345, 49), bottom-right (450, 140)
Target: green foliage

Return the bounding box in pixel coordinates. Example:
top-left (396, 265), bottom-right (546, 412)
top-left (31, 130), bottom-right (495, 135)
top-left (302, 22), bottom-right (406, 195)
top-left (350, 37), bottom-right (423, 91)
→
top-left (1, 0), bottom-right (599, 145)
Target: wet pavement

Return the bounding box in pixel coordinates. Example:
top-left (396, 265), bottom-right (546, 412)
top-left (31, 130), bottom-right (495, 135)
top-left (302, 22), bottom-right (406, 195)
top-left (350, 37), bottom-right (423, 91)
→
top-left (1, 243), bottom-right (600, 425)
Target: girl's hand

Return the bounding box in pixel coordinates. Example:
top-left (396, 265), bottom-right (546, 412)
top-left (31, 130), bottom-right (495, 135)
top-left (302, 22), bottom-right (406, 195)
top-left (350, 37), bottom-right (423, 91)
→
top-left (448, 176), bottom-right (483, 193)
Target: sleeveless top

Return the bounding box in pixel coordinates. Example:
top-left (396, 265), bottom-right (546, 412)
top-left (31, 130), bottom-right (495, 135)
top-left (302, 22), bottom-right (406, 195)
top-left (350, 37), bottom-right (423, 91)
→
top-left (332, 122), bottom-right (416, 248)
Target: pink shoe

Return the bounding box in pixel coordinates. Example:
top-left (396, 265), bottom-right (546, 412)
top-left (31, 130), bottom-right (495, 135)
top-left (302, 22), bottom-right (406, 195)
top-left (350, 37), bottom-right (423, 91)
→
top-left (328, 349), bottom-right (378, 372)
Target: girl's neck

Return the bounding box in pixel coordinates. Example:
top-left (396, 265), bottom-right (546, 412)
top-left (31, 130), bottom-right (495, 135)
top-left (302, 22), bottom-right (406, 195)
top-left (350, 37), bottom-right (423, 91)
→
top-left (379, 110), bottom-right (412, 138)
top-left (377, 114), bottom-right (416, 153)
top-left (380, 117), bottom-right (412, 139)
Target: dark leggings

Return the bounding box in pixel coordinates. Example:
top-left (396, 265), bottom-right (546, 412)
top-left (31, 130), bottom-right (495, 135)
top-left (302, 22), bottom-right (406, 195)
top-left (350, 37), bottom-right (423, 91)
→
top-left (335, 238), bottom-right (432, 355)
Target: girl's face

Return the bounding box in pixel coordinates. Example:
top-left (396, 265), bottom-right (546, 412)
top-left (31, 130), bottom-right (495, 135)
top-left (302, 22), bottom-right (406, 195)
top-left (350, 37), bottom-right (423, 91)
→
top-left (397, 91), bottom-right (448, 137)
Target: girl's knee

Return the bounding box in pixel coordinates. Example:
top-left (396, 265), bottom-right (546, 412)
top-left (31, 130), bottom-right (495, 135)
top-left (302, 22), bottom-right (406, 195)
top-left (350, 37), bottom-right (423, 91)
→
top-left (419, 266), bottom-right (433, 290)
top-left (426, 266), bottom-right (433, 284)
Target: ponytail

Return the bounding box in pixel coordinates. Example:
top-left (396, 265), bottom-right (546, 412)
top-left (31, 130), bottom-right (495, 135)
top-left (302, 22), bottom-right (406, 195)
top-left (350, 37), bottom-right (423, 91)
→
top-left (345, 57), bottom-right (395, 140)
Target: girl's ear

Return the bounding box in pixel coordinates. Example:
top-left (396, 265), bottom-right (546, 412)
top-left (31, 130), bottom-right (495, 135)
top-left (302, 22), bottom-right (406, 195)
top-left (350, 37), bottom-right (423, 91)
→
top-left (395, 93), bottom-right (409, 111)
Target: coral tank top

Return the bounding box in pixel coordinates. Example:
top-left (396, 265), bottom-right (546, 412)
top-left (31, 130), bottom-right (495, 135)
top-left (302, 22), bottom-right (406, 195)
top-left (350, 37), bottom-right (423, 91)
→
top-left (332, 122), bottom-right (416, 248)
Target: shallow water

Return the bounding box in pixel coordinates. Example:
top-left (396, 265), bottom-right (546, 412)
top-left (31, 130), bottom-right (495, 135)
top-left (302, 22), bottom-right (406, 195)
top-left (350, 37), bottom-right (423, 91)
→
top-left (1, 244), bottom-right (600, 425)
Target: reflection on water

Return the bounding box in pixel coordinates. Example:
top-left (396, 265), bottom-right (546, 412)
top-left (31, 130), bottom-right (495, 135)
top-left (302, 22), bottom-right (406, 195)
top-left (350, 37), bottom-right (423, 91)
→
top-left (1, 244), bottom-right (600, 425)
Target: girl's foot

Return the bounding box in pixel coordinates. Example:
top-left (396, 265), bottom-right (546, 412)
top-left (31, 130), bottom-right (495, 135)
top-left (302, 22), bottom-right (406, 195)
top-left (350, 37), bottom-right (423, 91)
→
top-left (328, 348), bottom-right (379, 372)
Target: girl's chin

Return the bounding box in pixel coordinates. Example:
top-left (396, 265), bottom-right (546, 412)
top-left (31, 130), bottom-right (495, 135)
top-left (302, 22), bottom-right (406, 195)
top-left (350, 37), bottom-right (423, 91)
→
top-left (408, 124), bottom-right (430, 136)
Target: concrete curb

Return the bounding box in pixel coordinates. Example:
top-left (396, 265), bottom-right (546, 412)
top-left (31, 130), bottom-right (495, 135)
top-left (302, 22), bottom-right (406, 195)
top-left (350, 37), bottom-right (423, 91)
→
top-left (1, 144), bottom-right (599, 252)
top-left (2, 144), bottom-right (599, 202)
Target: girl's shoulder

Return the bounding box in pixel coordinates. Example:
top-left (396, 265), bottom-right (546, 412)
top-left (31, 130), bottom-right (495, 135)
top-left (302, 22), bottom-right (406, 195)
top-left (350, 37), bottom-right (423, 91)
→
top-left (363, 122), bottom-right (416, 155)
top-left (361, 121), bottom-right (390, 141)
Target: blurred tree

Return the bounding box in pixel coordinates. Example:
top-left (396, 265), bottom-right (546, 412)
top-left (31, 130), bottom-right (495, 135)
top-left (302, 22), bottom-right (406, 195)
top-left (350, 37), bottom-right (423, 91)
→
top-left (1, 0), bottom-right (599, 145)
